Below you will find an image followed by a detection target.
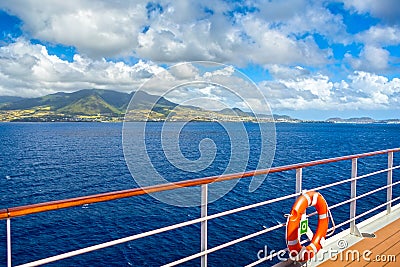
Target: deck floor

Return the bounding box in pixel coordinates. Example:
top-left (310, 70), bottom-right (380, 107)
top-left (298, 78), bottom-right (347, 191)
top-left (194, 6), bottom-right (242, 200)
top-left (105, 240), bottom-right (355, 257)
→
top-left (319, 218), bottom-right (400, 266)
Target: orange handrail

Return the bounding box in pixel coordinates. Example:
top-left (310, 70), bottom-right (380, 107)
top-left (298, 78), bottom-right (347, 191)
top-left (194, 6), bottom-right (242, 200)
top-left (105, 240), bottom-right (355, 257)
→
top-left (1, 147), bottom-right (398, 220)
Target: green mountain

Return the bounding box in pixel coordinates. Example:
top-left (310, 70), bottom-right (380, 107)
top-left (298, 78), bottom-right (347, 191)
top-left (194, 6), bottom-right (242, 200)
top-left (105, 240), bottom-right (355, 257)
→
top-left (0, 89), bottom-right (299, 122)
top-left (129, 90), bottom-right (177, 108)
top-left (0, 89), bottom-right (131, 115)
top-left (219, 107), bottom-right (253, 117)
top-left (57, 94), bottom-right (122, 115)
top-left (0, 96), bottom-right (25, 104)
top-left (0, 89), bottom-right (178, 116)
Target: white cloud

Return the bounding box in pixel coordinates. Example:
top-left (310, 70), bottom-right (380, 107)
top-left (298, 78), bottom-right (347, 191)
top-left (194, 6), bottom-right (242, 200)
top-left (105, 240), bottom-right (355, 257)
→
top-left (240, 16), bottom-right (330, 66)
top-left (266, 65), bottom-right (333, 100)
top-left (1, 39), bottom-right (399, 115)
top-left (0, 0), bottom-right (336, 66)
top-left (280, 75), bottom-right (332, 100)
top-left (347, 71), bottom-right (400, 95)
top-left (134, 0), bottom-right (340, 66)
top-left (168, 62), bottom-right (200, 80)
top-left (259, 67), bottom-right (400, 111)
top-left (349, 25), bottom-right (400, 74)
top-left (356, 26), bottom-right (400, 46)
top-left (0, 0), bottom-right (399, 117)
top-left (345, 45), bottom-right (390, 72)
top-left (0, 39), bottom-right (164, 97)
top-left (0, 0), bottom-right (147, 58)
top-left (273, 2), bottom-right (350, 45)
top-left (361, 46), bottom-right (390, 70)
top-left (268, 65), bottom-right (311, 80)
top-left (135, 62), bottom-right (273, 114)
top-left (260, 67), bottom-right (334, 110)
top-left (342, 0), bottom-right (400, 24)
top-left (204, 66), bottom-right (235, 78)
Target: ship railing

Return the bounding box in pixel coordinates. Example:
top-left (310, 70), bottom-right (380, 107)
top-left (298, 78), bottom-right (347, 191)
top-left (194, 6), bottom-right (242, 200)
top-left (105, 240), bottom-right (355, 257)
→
top-left (1, 148), bottom-right (399, 267)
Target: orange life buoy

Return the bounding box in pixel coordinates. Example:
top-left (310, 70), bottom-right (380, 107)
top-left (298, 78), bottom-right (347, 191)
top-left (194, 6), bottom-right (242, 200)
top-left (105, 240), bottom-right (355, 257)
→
top-left (286, 191), bottom-right (329, 261)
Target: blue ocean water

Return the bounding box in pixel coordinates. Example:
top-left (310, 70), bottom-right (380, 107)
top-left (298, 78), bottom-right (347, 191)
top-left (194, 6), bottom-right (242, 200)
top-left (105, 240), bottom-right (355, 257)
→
top-left (0, 122), bottom-right (399, 266)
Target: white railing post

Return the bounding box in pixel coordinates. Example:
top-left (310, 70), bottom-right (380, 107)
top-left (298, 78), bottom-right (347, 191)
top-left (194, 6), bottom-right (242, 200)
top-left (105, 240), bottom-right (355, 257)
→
top-left (350, 158), bottom-right (360, 236)
top-left (296, 168), bottom-right (302, 194)
top-left (387, 152), bottom-right (393, 214)
top-left (201, 184), bottom-right (208, 267)
top-left (7, 218), bottom-right (11, 267)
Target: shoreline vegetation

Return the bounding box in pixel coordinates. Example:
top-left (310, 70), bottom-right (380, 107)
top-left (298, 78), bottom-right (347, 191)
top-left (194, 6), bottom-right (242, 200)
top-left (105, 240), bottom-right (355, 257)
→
top-left (0, 89), bottom-right (399, 124)
top-left (1, 110), bottom-right (400, 124)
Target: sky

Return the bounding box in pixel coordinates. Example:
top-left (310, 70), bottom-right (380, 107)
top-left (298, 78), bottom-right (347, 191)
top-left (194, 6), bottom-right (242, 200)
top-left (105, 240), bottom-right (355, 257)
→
top-left (0, 0), bottom-right (400, 120)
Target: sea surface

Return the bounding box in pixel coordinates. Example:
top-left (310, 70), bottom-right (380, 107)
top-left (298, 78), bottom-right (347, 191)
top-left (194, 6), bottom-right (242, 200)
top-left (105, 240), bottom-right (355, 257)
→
top-left (0, 122), bottom-right (399, 266)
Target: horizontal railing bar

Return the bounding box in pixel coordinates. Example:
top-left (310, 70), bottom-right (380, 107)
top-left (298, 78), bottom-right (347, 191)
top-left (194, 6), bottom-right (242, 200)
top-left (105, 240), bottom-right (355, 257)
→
top-left (1, 147), bottom-right (399, 220)
top-left (306, 177), bottom-right (400, 218)
top-left (0, 209), bottom-right (8, 220)
top-left (310, 165), bottom-right (400, 192)
top-left (206, 192), bottom-right (299, 221)
top-left (330, 179), bottom-right (400, 211)
top-left (15, 185), bottom-right (399, 267)
top-left (327, 195), bottom-right (400, 231)
top-left (162, 223), bottom-right (286, 267)
top-left (165, 163), bottom-right (399, 266)
top-left (329, 214), bottom-right (361, 231)
top-left (352, 195), bottom-right (400, 223)
top-left (15, 215), bottom-right (206, 267)
top-left (245, 202), bottom-right (400, 267)
top-left (15, 192), bottom-right (299, 266)
top-left (165, 216), bottom-right (316, 267)
top-left (17, 191), bottom-right (304, 266)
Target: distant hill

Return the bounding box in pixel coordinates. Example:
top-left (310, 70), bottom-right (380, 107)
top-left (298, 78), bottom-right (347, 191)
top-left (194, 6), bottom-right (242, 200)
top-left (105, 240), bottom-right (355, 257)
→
top-left (219, 107), bottom-right (253, 117)
top-left (0, 89), bottom-right (132, 115)
top-left (128, 90), bottom-right (177, 111)
top-left (0, 96), bottom-right (25, 104)
top-left (2, 90), bottom-right (398, 123)
top-left (0, 89), bottom-right (179, 117)
top-left (57, 93), bottom-right (122, 115)
top-left (326, 117), bottom-right (376, 123)
top-left (0, 89), bottom-right (300, 122)
top-left (326, 117), bottom-right (400, 124)
top-left (381, 119), bottom-right (400, 124)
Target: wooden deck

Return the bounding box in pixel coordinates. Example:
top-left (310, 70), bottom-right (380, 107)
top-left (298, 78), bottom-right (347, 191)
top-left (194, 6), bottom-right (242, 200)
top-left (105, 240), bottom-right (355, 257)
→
top-left (319, 218), bottom-right (400, 266)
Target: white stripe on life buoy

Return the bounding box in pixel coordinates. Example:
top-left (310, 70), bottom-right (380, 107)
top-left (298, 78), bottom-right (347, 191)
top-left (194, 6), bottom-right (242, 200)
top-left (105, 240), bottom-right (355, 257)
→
top-left (304, 193), bottom-right (311, 206)
top-left (319, 213), bottom-right (328, 219)
top-left (311, 193), bottom-right (318, 206)
top-left (309, 242), bottom-right (318, 254)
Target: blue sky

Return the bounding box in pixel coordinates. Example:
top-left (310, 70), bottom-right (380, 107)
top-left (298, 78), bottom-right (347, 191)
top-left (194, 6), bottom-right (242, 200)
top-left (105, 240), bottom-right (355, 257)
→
top-left (0, 0), bottom-right (400, 120)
